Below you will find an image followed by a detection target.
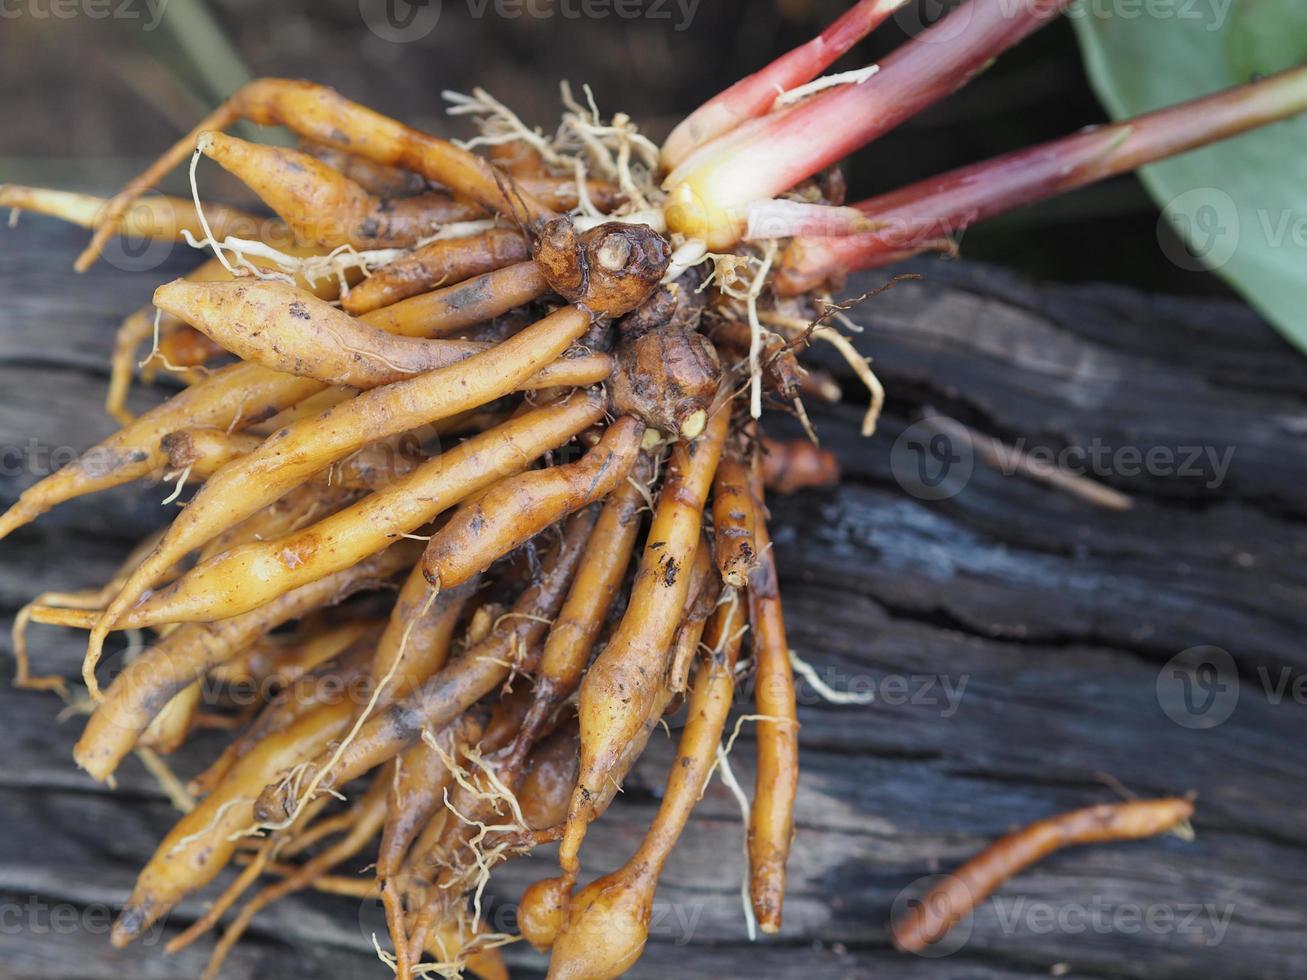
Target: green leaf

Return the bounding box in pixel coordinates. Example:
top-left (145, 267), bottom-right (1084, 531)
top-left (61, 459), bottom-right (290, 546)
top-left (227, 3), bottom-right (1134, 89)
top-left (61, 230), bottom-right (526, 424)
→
top-left (1071, 0), bottom-right (1307, 354)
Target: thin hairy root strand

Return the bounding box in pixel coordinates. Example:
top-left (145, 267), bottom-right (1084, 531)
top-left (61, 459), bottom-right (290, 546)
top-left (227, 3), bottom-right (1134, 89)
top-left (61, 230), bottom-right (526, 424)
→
top-left (559, 394), bottom-right (730, 879)
top-left (891, 798), bottom-right (1197, 953)
top-left (83, 301), bottom-right (607, 691)
top-left (744, 444), bottom-right (800, 934)
top-left (421, 416), bottom-right (644, 591)
top-left (125, 391), bottom-right (604, 628)
top-left (546, 591), bottom-right (745, 977)
top-left (73, 542), bottom-right (421, 783)
top-left (252, 510), bottom-right (596, 826)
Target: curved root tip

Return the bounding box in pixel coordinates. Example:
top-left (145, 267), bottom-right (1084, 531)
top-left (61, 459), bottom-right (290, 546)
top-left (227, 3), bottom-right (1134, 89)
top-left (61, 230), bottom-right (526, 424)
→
top-left (82, 626), bottom-right (110, 702)
top-left (252, 784), bottom-right (291, 825)
top-left (110, 901), bottom-right (151, 948)
top-left (0, 505), bottom-right (30, 543)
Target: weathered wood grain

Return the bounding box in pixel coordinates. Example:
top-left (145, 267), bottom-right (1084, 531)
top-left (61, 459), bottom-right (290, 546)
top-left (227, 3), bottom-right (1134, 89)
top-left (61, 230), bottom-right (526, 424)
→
top-left (1, 218), bottom-right (1305, 979)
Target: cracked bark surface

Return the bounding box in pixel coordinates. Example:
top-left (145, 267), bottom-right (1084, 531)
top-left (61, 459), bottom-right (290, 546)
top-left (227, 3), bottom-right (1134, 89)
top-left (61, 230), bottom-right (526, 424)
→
top-left (1, 219), bottom-right (1304, 978)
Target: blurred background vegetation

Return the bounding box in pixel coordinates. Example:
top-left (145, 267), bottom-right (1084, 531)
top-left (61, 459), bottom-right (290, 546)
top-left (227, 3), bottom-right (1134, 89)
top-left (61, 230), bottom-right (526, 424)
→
top-left (1, 0), bottom-right (1228, 295)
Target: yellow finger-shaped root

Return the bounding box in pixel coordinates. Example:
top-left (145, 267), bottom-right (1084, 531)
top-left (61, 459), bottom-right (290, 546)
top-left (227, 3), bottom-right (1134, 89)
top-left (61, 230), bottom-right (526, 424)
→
top-left (154, 279), bottom-right (611, 391)
top-left (422, 416), bottom-right (644, 592)
top-left (504, 455), bottom-right (651, 764)
top-left (188, 651), bottom-right (373, 799)
top-left (124, 391), bottom-right (604, 628)
top-left (711, 450), bottom-right (759, 588)
top-left (0, 362), bottom-right (321, 545)
top-left (745, 450), bottom-right (800, 934)
top-left (891, 797), bottom-right (1197, 954)
top-left (73, 541), bottom-right (420, 783)
top-left (356, 259), bottom-right (545, 337)
top-left (265, 619), bottom-right (384, 689)
top-left (368, 565), bottom-right (481, 701)
top-left (84, 303), bottom-right (598, 693)
top-left (163, 426), bottom-right (427, 491)
top-left (110, 695), bottom-right (359, 947)
top-left (197, 131), bottom-right (484, 249)
top-left (0, 184), bottom-right (262, 243)
top-left (547, 593), bottom-right (746, 977)
top-left (107, 254), bottom-right (333, 427)
top-left (137, 669), bottom-right (200, 755)
top-left (198, 773), bottom-right (394, 980)
top-left (78, 77), bottom-right (555, 272)
top-left (252, 510), bottom-right (596, 825)
top-left (377, 722), bottom-right (467, 879)
top-left (558, 394), bottom-right (730, 878)
top-left (299, 140), bottom-right (427, 198)
top-left (341, 230), bottom-right (532, 315)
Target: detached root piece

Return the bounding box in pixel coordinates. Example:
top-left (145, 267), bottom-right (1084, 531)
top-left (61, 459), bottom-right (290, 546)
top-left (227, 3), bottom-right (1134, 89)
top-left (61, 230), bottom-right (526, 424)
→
top-left (547, 591), bottom-right (745, 977)
top-left (761, 436), bottom-right (840, 494)
top-left (745, 442), bottom-right (800, 934)
top-left (559, 391), bottom-right (730, 880)
top-left (421, 415), bottom-right (644, 591)
top-left (77, 76), bottom-right (557, 272)
top-left (891, 798), bottom-right (1197, 954)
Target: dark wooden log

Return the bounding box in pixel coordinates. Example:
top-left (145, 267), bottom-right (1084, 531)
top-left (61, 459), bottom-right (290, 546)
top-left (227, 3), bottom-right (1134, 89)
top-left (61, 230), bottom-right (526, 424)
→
top-left (1, 218), bottom-right (1305, 979)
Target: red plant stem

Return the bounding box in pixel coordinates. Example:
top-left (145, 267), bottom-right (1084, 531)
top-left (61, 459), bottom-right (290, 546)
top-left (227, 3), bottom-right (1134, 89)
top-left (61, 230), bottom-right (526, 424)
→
top-left (660, 0), bottom-right (910, 169)
top-left (664, 0), bottom-right (1076, 247)
top-left (776, 62), bottom-right (1307, 293)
